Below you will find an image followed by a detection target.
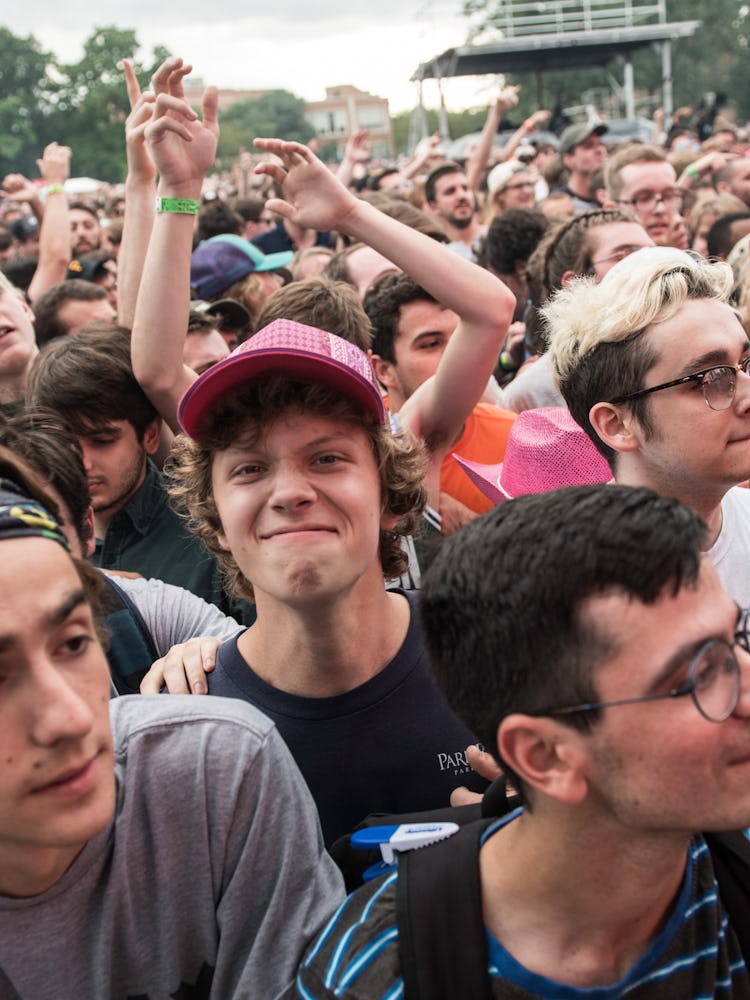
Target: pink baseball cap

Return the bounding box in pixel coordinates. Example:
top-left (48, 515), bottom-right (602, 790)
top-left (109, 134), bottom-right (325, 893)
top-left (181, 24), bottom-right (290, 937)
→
top-left (454, 407), bottom-right (611, 504)
top-left (178, 318), bottom-right (386, 438)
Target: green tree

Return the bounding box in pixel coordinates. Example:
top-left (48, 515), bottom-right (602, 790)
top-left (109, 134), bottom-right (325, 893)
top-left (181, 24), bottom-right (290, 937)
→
top-left (51, 27), bottom-right (170, 181)
top-left (216, 90), bottom-right (314, 162)
top-left (0, 29), bottom-right (57, 176)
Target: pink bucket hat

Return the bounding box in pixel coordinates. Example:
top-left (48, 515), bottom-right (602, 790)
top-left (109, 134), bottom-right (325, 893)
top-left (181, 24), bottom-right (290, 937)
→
top-left (178, 318), bottom-right (386, 438)
top-left (454, 407), bottom-right (611, 504)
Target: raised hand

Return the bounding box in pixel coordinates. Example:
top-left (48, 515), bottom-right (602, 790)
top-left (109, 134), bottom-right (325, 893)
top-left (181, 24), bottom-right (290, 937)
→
top-left (254, 138), bottom-right (357, 234)
top-left (37, 142), bottom-right (71, 186)
top-left (145, 64), bottom-right (219, 194)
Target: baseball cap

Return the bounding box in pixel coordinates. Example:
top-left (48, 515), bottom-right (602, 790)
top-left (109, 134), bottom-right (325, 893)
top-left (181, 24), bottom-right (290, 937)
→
top-left (559, 122), bottom-right (608, 156)
top-left (178, 318), bottom-right (387, 438)
top-left (190, 235), bottom-right (293, 299)
top-left (67, 258), bottom-right (111, 282)
top-left (487, 160), bottom-right (527, 197)
top-left (192, 298), bottom-right (252, 332)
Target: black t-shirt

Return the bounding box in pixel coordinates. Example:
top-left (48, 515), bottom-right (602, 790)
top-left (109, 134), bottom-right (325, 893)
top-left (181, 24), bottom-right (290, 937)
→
top-left (208, 589), bottom-right (486, 845)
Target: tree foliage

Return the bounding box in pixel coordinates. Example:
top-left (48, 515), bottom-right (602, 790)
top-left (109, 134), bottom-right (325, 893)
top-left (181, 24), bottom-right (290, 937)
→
top-left (0, 29), bottom-right (57, 175)
top-left (216, 90), bottom-right (315, 162)
top-left (0, 25), bottom-right (171, 181)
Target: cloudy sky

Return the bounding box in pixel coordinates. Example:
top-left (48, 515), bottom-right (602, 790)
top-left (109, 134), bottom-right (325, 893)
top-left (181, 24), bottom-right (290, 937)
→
top-left (11, 0), bottom-right (502, 114)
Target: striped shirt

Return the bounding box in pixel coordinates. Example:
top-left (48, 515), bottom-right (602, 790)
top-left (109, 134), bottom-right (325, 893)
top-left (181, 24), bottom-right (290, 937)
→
top-left (297, 827), bottom-right (750, 999)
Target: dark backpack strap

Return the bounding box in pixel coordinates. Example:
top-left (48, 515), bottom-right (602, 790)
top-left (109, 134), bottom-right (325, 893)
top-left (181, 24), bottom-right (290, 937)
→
top-left (705, 830), bottom-right (750, 963)
top-left (397, 817), bottom-right (495, 1000)
top-left (99, 574), bottom-right (160, 695)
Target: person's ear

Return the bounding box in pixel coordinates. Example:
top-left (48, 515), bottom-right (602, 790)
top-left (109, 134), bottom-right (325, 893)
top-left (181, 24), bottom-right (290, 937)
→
top-left (142, 418), bottom-right (162, 457)
top-left (589, 401), bottom-right (641, 455)
top-left (370, 353), bottom-right (398, 392)
top-left (498, 714), bottom-right (589, 805)
top-left (560, 269), bottom-right (577, 288)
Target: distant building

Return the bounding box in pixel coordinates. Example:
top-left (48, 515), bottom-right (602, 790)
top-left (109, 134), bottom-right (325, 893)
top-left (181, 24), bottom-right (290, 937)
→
top-left (304, 86), bottom-right (393, 158)
top-left (183, 80), bottom-right (393, 160)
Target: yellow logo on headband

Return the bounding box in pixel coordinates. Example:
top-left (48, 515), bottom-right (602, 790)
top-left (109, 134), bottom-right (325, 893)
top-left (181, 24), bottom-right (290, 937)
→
top-left (9, 503), bottom-right (59, 533)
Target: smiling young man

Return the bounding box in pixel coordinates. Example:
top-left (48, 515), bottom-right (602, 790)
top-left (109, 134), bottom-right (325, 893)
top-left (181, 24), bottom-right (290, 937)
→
top-left (132, 79), bottom-right (488, 844)
top-left (299, 484), bottom-right (750, 997)
top-left (546, 246), bottom-right (750, 606)
top-left (0, 460), bottom-right (342, 997)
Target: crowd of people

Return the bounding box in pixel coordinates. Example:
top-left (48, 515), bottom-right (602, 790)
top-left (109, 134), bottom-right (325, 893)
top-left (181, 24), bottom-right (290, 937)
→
top-left (2, 53), bottom-right (750, 997)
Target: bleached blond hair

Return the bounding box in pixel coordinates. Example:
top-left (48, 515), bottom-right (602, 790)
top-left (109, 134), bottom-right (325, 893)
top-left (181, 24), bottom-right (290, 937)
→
top-left (543, 247), bottom-right (735, 466)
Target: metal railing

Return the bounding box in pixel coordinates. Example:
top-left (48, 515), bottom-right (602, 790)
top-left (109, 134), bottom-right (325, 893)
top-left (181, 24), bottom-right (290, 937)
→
top-left (485, 0), bottom-right (666, 37)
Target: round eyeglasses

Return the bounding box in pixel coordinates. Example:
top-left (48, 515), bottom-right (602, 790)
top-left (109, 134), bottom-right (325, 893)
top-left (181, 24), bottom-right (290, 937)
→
top-left (531, 624), bottom-right (750, 723)
top-left (609, 358), bottom-right (750, 412)
top-left (617, 189), bottom-right (686, 214)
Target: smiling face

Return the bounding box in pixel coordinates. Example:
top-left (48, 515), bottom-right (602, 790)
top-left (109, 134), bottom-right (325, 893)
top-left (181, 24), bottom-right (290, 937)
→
top-left (211, 410), bottom-right (390, 610)
top-left (580, 558), bottom-right (750, 835)
top-left (0, 537), bottom-right (114, 896)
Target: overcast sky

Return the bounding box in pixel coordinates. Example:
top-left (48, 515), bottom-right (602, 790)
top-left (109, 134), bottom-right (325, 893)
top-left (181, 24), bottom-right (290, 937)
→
top-left (10, 0), bottom-right (502, 113)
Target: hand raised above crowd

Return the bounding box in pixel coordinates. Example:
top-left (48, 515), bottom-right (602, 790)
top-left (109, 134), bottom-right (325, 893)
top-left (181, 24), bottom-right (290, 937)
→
top-left (254, 138), bottom-right (359, 234)
top-left (144, 59), bottom-right (218, 197)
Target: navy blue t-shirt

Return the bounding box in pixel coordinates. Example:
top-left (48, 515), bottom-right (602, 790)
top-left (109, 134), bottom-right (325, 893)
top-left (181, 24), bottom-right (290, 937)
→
top-left (207, 589), bottom-right (486, 845)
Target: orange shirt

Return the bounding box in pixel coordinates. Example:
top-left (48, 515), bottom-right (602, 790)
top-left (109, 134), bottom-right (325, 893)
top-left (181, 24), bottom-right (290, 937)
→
top-left (440, 403), bottom-right (517, 514)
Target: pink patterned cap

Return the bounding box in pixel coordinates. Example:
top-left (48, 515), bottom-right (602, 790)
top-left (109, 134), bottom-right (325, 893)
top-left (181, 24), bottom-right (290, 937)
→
top-left (178, 318), bottom-right (386, 437)
top-left (453, 407), bottom-right (611, 504)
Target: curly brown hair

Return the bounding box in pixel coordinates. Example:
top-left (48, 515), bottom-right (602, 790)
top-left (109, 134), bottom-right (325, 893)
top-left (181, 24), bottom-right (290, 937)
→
top-left (166, 377), bottom-right (427, 603)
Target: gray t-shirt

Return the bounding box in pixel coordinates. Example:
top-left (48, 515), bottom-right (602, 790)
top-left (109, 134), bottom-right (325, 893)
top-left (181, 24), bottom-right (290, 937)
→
top-left (0, 696), bottom-right (344, 999)
top-left (111, 573), bottom-right (243, 655)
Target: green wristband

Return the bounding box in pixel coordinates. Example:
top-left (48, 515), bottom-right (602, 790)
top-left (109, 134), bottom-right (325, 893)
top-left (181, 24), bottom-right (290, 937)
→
top-left (155, 196), bottom-right (200, 215)
top-left (685, 163), bottom-right (700, 182)
top-left (499, 351), bottom-right (518, 372)
top-left (45, 183), bottom-right (65, 196)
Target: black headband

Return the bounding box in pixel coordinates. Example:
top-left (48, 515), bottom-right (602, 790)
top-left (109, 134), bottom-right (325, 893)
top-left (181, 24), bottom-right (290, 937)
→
top-left (0, 478), bottom-right (70, 551)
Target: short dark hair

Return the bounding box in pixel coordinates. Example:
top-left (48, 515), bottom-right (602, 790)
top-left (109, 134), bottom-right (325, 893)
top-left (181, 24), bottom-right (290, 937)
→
top-left (421, 484), bottom-right (705, 802)
top-left (33, 279), bottom-right (108, 345)
top-left (364, 273), bottom-right (436, 364)
top-left (478, 209), bottom-right (549, 276)
top-left (25, 323), bottom-right (158, 440)
top-left (256, 277), bottom-right (373, 351)
top-left (706, 212), bottom-right (750, 260)
top-left (196, 200), bottom-right (244, 242)
top-left (424, 162), bottom-right (465, 204)
top-left (0, 409), bottom-right (92, 553)
top-left (233, 197), bottom-right (267, 223)
top-left (69, 201), bottom-right (100, 223)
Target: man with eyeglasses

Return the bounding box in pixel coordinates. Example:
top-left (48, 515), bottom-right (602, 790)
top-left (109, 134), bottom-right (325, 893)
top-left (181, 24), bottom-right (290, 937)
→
top-left (546, 245), bottom-right (750, 607)
top-left (604, 144), bottom-right (687, 248)
top-left (299, 484), bottom-right (750, 997)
